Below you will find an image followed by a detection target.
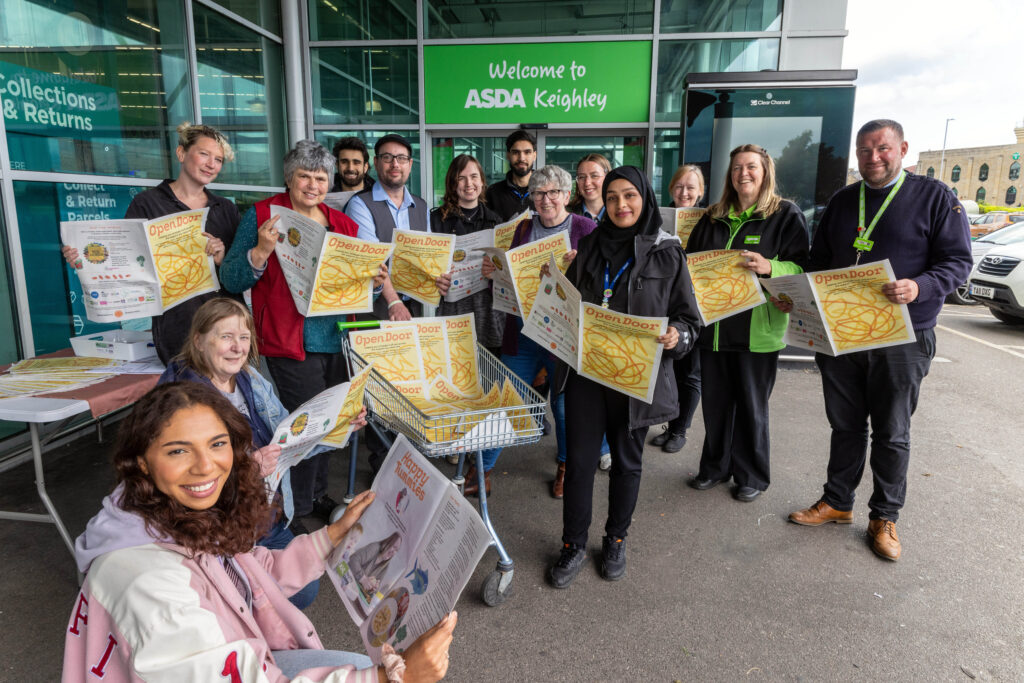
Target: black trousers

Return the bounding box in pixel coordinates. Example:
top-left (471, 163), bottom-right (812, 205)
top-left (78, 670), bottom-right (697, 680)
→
top-left (815, 328), bottom-right (935, 522)
top-left (697, 349), bottom-right (779, 491)
top-left (265, 352), bottom-right (349, 517)
top-left (666, 349), bottom-right (701, 434)
top-left (562, 373), bottom-right (649, 547)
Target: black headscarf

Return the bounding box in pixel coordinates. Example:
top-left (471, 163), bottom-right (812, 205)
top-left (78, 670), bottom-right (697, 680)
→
top-left (595, 166), bottom-right (662, 272)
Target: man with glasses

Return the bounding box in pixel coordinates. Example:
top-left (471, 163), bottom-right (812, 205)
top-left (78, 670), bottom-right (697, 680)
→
top-left (346, 133), bottom-right (428, 323)
top-left (486, 129), bottom-right (537, 220)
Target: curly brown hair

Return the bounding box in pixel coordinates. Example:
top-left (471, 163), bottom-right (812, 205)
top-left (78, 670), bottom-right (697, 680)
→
top-left (114, 382), bottom-right (272, 556)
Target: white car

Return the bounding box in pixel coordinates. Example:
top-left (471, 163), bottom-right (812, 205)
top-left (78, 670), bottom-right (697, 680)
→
top-left (968, 242), bottom-right (1024, 324)
top-left (949, 222), bottom-right (1024, 304)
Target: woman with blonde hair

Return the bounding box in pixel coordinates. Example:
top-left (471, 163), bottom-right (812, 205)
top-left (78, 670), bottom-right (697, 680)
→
top-left (568, 153), bottom-right (613, 221)
top-left (685, 144), bottom-right (808, 502)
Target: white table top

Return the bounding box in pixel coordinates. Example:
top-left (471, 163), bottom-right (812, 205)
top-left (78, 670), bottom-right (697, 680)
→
top-left (0, 396), bottom-right (92, 423)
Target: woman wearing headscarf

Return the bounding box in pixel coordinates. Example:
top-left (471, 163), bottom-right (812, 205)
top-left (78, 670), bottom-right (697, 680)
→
top-left (685, 144), bottom-right (808, 503)
top-left (547, 167), bottom-right (702, 589)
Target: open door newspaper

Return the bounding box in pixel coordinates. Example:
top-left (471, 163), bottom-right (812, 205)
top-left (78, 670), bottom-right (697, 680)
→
top-left (325, 435), bottom-right (490, 663)
top-left (60, 208), bottom-right (219, 323)
top-left (686, 248), bottom-right (767, 325)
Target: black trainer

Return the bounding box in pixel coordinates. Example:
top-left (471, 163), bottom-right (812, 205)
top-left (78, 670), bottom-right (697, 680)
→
top-left (600, 535), bottom-right (626, 581)
top-left (650, 427), bottom-right (671, 447)
top-left (548, 544), bottom-right (586, 588)
top-left (311, 494), bottom-right (340, 522)
top-left (662, 431), bottom-right (687, 453)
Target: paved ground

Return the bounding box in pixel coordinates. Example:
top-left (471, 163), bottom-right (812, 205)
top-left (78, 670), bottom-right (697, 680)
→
top-left (1, 305), bottom-right (1022, 681)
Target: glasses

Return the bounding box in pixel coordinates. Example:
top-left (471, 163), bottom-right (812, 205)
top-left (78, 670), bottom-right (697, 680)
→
top-left (576, 173), bottom-right (605, 182)
top-left (377, 153), bottom-right (411, 165)
top-left (533, 189), bottom-right (564, 201)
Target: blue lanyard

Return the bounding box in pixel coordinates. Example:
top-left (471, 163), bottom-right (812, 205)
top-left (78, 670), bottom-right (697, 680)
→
top-left (602, 258), bottom-right (633, 309)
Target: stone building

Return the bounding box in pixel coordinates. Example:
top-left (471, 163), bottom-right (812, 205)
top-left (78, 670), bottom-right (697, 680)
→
top-left (916, 125), bottom-right (1024, 207)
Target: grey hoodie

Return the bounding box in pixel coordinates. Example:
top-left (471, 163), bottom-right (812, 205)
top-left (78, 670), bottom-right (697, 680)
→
top-left (74, 484), bottom-right (167, 575)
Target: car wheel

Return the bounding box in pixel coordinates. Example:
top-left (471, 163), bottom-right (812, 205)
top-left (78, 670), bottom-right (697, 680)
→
top-left (945, 283), bottom-right (977, 306)
top-left (990, 308), bottom-right (1024, 325)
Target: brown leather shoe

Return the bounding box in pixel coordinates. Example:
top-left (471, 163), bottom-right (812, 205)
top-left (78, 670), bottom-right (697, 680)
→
top-left (788, 500), bottom-right (853, 526)
top-left (867, 518), bottom-right (901, 561)
top-left (551, 462), bottom-right (566, 499)
top-left (463, 467), bottom-right (491, 496)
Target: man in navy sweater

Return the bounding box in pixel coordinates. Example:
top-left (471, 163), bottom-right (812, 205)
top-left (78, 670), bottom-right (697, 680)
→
top-left (787, 119), bottom-right (972, 561)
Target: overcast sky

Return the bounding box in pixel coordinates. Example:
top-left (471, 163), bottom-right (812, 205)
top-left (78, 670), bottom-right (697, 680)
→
top-left (842, 0), bottom-right (1024, 165)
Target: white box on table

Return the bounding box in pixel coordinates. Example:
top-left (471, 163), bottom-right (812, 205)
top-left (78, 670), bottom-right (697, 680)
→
top-left (70, 330), bottom-right (158, 361)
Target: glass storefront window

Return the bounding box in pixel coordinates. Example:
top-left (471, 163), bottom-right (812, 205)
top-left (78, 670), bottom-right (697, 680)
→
top-left (12, 180), bottom-right (149, 356)
top-left (312, 47), bottom-right (419, 126)
top-left (212, 188), bottom-right (276, 217)
top-left (0, 0), bottom-right (193, 179)
top-left (314, 130), bottom-right (421, 197)
top-left (656, 39), bottom-right (779, 122)
top-left (425, 0), bottom-right (653, 39)
top-left (430, 136), bottom-right (507, 207)
top-left (193, 3), bottom-right (287, 187)
top-left (544, 135), bottom-right (646, 176)
top-left (208, 0), bottom-right (282, 35)
top-left (653, 128), bottom-right (684, 206)
top-left (0, 205), bottom-right (22, 440)
top-left (660, 0), bottom-right (781, 34)
top-left (309, 0), bottom-right (416, 41)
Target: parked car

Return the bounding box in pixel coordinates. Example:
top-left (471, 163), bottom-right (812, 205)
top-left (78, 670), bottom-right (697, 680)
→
top-left (947, 222), bottom-right (1024, 304)
top-left (967, 242), bottom-right (1024, 324)
top-left (969, 212), bottom-right (1024, 239)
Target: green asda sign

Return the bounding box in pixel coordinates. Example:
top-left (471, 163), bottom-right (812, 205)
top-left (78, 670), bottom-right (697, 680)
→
top-left (423, 41), bottom-right (651, 125)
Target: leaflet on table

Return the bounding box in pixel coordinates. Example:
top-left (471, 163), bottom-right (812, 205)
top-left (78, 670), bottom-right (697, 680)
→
top-left (325, 435), bottom-right (489, 664)
top-left (321, 190), bottom-right (357, 213)
top-left (659, 206), bottom-right (706, 246)
top-left (505, 231), bottom-right (572, 319)
top-left (390, 230), bottom-right (456, 306)
top-left (381, 318), bottom-right (451, 380)
top-left (578, 302), bottom-right (667, 404)
top-left (476, 247), bottom-right (519, 316)
top-left (444, 230), bottom-right (493, 303)
top-left (493, 209), bottom-right (530, 251)
top-left (60, 209), bottom-right (215, 323)
top-left (522, 254), bottom-right (581, 369)
top-left (349, 326), bottom-right (426, 383)
top-left (270, 205), bottom-right (393, 317)
top-left (686, 249), bottom-right (766, 325)
top-left (763, 259), bottom-right (914, 356)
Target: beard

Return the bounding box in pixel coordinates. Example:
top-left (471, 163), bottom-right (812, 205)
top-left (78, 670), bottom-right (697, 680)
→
top-left (512, 164), bottom-right (532, 179)
top-left (340, 170), bottom-right (365, 188)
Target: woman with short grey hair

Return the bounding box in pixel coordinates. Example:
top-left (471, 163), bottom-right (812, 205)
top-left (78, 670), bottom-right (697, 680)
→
top-left (474, 165), bottom-right (598, 499)
top-left (282, 139), bottom-right (336, 186)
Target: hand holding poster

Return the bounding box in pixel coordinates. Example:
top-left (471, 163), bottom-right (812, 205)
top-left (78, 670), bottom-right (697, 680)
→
top-left (324, 436), bottom-right (489, 664)
top-left (271, 205), bottom-right (393, 317)
top-left (687, 249), bottom-right (766, 325)
top-left (505, 231), bottom-right (572, 318)
top-left (578, 302), bottom-right (667, 403)
top-left (660, 206), bottom-right (705, 246)
top-left (761, 259), bottom-right (914, 356)
top-left (522, 254), bottom-right (581, 368)
top-left (390, 230), bottom-right (456, 306)
top-left (493, 209), bottom-right (530, 251)
top-left (61, 209), bottom-right (217, 323)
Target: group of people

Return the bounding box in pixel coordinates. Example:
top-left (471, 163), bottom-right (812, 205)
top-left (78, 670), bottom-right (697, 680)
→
top-left (61, 118), bottom-right (971, 680)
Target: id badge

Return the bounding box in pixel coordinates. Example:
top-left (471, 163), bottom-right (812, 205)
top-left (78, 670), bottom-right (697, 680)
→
top-left (852, 237), bottom-right (874, 251)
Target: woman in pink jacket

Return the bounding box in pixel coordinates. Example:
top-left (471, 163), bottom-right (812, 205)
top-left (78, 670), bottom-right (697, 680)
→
top-left (63, 382), bottom-right (456, 682)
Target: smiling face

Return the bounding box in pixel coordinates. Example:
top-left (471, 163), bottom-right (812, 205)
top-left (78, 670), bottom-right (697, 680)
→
top-left (508, 140), bottom-right (536, 179)
top-left (605, 178), bottom-right (644, 229)
top-left (730, 151), bottom-right (765, 209)
top-left (532, 184), bottom-right (569, 226)
top-left (194, 315), bottom-right (250, 386)
top-left (177, 135), bottom-right (225, 186)
top-left (856, 126), bottom-right (908, 188)
top-left (137, 405), bottom-right (234, 511)
top-left (287, 167), bottom-right (330, 212)
top-left (374, 141), bottom-right (413, 190)
top-left (336, 148), bottom-right (368, 190)
top-left (575, 161), bottom-right (607, 204)
top-left (671, 171), bottom-right (702, 208)
top-left (456, 161), bottom-right (484, 207)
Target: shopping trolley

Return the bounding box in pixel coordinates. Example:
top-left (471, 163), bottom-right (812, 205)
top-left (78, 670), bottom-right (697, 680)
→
top-left (341, 335), bottom-right (547, 606)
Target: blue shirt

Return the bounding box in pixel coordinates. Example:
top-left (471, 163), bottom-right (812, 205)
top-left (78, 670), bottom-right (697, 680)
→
top-left (345, 183), bottom-right (426, 242)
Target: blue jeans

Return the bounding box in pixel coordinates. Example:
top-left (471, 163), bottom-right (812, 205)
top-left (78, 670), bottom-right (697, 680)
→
top-left (259, 518), bottom-right (320, 609)
top-left (272, 649), bottom-right (373, 676)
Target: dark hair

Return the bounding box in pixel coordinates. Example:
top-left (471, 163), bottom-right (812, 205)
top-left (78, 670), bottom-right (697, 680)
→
top-left (505, 129), bottom-right (536, 153)
top-left (857, 119), bottom-right (904, 142)
top-left (568, 153), bottom-right (612, 213)
top-left (375, 133), bottom-right (413, 157)
top-left (708, 144), bottom-right (782, 219)
top-left (440, 154), bottom-right (487, 220)
top-left (176, 297), bottom-right (259, 377)
top-left (332, 136), bottom-right (370, 164)
top-left (114, 382), bottom-right (271, 557)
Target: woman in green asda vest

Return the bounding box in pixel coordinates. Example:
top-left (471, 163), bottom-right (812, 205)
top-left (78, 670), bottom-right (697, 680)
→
top-left (685, 144), bottom-right (808, 503)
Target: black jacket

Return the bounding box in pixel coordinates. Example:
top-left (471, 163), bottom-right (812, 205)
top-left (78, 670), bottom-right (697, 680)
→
top-left (685, 200), bottom-right (808, 352)
top-left (556, 230), bottom-right (702, 430)
top-left (485, 171), bottom-right (532, 221)
top-left (331, 174), bottom-right (374, 194)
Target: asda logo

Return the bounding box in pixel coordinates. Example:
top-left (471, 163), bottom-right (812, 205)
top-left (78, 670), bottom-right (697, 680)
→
top-left (464, 88), bottom-right (526, 109)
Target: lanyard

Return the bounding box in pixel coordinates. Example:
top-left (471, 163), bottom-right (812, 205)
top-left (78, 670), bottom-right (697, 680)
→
top-left (855, 171), bottom-right (905, 263)
top-left (602, 258), bottom-right (633, 309)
